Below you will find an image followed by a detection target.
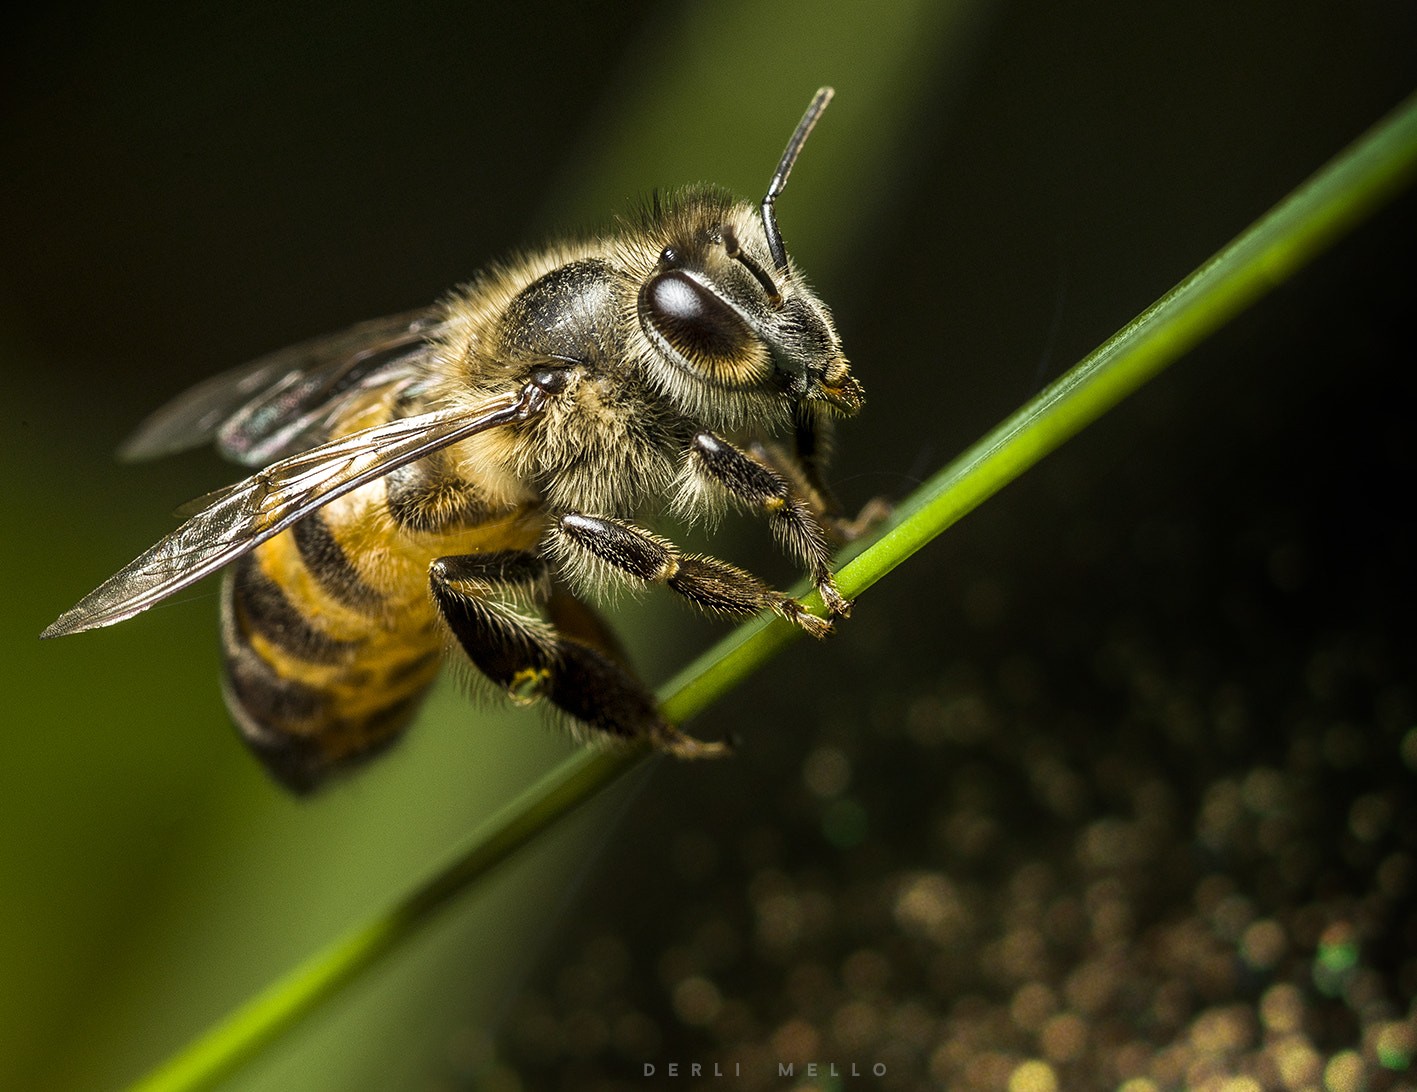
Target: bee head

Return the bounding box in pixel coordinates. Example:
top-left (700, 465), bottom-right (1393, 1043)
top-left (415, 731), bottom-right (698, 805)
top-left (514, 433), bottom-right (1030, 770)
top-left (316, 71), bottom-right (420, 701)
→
top-left (632, 88), bottom-right (861, 429)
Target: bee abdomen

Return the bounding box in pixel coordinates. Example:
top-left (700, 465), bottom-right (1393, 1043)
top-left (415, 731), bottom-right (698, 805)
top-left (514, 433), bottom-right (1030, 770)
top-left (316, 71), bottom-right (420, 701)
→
top-left (290, 509), bottom-right (384, 611)
top-left (384, 457), bottom-right (495, 532)
top-left (227, 553), bottom-right (363, 664)
top-left (219, 549), bottom-right (442, 793)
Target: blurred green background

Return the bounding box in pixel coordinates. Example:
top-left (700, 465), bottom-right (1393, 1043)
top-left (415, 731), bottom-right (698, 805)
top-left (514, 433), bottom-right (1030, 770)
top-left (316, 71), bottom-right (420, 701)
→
top-left (1, 1), bottom-right (1413, 1090)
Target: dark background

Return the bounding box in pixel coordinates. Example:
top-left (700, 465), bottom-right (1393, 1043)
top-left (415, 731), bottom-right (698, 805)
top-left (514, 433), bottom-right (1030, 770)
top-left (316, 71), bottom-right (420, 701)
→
top-left (1, 1), bottom-right (1413, 1089)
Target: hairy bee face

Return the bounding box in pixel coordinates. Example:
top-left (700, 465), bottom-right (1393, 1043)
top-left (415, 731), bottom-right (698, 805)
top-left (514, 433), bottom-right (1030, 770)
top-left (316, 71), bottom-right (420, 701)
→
top-left (632, 200), bottom-right (863, 432)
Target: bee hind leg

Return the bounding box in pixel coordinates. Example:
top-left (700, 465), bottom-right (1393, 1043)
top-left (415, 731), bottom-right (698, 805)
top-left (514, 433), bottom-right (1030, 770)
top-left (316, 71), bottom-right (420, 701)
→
top-left (428, 551), bottom-right (728, 758)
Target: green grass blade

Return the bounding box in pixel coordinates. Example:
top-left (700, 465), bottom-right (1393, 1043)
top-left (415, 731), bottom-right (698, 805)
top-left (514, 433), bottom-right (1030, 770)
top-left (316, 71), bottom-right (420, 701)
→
top-left (126, 90), bottom-right (1417, 1092)
top-left (126, 744), bottom-right (648, 1092)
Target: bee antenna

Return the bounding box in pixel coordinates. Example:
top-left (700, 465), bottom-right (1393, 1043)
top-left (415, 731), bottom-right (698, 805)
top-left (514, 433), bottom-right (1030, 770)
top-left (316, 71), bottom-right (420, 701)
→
top-left (762, 86), bottom-right (833, 274)
top-left (721, 224), bottom-right (782, 307)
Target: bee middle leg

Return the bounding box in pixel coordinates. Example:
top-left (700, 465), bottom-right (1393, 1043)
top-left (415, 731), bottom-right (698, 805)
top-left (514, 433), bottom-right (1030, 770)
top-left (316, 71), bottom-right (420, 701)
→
top-left (554, 512), bottom-right (834, 639)
top-left (428, 550), bottom-right (727, 758)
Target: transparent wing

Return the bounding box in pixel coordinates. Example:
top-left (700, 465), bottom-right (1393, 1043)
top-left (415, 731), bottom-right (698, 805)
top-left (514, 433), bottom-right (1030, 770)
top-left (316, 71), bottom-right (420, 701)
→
top-left (119, 308), bottom-right (446, 467)
top-left (44, 386), bottom-right (542, 638)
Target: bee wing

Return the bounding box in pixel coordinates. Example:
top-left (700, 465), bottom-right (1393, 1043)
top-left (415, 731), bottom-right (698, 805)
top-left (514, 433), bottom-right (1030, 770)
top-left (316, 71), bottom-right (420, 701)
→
top-left (44, 387), bottom-right (538, 639)
top-left (119, 308), bottom-right (445, 467)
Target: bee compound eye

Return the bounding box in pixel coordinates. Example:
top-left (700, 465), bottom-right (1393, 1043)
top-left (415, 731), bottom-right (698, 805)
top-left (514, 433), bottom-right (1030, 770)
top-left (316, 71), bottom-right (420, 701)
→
top-left (639, 269), bottom-right (752, 365)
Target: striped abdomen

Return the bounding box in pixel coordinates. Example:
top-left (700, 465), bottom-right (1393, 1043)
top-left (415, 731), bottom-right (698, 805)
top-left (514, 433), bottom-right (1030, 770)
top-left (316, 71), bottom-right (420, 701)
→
top-left (220, 454), bottom-right (543, 793)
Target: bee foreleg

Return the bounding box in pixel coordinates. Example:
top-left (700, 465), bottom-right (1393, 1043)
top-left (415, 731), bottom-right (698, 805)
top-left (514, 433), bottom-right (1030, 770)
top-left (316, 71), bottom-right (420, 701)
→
top-left (428, 551), bottom-right (727, 757)
top-left (687, 430), bottom-right (850, 617)
top-left (554, 512), bottom-right (833, 639)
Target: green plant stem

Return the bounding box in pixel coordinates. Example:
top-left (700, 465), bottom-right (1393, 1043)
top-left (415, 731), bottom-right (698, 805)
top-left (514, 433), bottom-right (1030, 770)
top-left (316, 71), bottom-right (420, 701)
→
top-left (129, 743), bottom-right (649, 1092)
top-left (127, 89), bottom-right (1417, 1092)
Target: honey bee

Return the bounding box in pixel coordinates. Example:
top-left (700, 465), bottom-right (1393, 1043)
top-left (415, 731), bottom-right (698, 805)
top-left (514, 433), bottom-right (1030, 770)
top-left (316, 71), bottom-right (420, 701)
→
top-left (43, 88), bottom-right (867, 793)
